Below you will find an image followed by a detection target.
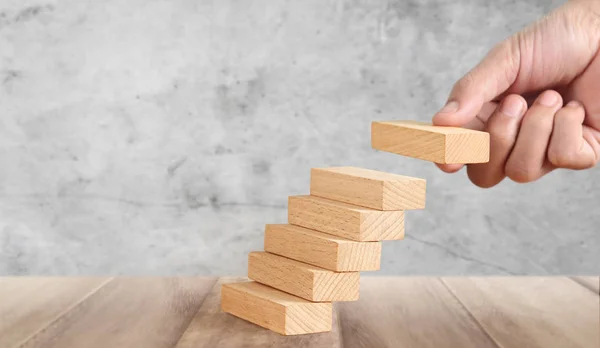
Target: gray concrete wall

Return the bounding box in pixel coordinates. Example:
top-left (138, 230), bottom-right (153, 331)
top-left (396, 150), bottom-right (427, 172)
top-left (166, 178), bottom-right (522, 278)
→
top-left (1, 0), bottom-right (598, 276)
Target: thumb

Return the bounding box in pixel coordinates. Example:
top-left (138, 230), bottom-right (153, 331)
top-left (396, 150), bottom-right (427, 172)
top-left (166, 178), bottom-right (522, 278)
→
top-left (433, 38), bottom-right (521, 127)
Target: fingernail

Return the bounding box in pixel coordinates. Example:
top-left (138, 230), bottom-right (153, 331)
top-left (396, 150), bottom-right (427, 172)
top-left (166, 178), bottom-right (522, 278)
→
top-left (538, 91), bottom-right (558, 107)
top-left (500, 99), bottom-right (524, 117)
top-left (567, 100), bottom-right (581, 108)
top-left (439, 100), bottom-right (459, 114)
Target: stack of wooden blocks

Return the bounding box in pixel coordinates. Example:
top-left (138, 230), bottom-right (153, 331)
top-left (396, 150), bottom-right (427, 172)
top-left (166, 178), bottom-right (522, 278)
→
top-left (220, 120), bottom-right (490, 335)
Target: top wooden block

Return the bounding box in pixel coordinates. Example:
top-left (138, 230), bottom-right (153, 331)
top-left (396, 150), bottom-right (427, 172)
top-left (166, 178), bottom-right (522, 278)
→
top-left (371, 120), bottom-right (490, 164)
top-left (310, 166), bottom-right (426, 210)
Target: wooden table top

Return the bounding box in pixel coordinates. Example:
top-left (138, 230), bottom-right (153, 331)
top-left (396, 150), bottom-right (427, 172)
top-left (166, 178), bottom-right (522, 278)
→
top-left (1, 276), bottom-right (598, 348)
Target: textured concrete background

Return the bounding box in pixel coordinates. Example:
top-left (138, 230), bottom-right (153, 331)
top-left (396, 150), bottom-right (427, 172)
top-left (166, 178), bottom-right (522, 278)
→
top-left (1, 0), bottom-right (598, 276)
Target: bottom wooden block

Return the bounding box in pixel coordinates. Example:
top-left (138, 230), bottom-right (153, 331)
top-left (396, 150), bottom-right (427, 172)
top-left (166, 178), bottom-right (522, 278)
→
top-left (221, 281), bottom-right (333, 335)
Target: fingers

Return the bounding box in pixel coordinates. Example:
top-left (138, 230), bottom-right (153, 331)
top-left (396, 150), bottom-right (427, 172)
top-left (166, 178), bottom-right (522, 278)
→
top-left (435, 102), bottom-right (497, 174)
top-left (466, 95), bottom-right (527, 188)
top-left (432, 38), bottom-right (521, 127)
top-left (434, 88), bottom-right (598, 187)
top-left (548, 101), bottom-right (598, 170)
top-left (505, 90), bottom-right (562, 183)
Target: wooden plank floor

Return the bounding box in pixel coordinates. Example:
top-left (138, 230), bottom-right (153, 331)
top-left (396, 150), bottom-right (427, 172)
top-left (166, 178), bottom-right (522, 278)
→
top-left (338, 277), bottom-right (499, 348)
top-left (0, 277), bottom-right (110, 347)
top-left (443, 277), bottom-right (599, 348)
top-left (175, 277), bottom-right (342, 348)
top-left (0, 277), bottom-right (217, 348)
top-left (1, 277), bottom-right (598, 348)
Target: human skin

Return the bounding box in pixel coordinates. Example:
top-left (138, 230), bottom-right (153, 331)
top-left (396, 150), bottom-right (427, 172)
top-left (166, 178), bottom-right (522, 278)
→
top-left (431, 0), bottom-right (600, 188)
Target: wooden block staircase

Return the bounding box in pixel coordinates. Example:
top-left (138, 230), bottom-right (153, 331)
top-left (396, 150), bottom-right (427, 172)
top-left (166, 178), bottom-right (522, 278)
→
top-left (220, 120), bottom-right (489, 335)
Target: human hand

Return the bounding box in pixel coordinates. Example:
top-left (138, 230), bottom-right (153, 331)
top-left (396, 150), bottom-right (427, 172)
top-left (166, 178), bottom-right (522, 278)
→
top-left (432, 0), bottom-right (600, 188)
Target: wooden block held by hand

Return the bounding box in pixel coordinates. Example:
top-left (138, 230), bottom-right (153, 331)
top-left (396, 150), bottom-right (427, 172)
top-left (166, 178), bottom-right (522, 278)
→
top-left (310, 166), bottom-right (426, 210)
top-left (371, 120), bottom-right (490, 164)
top-left (248, 252), bottom-right (359, 302)
top-left (264, 224), bottom-right (381, 271)
top-left (288, 195), bottom-right (404, 241)
top-left (221, 281), bottom-right (332, 335)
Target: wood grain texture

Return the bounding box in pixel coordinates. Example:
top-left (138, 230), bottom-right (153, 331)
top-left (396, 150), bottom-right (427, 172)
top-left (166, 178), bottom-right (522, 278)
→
top-left (288, 195), bottom-right (404, 241)
top-left (371, 120), bottom-right (490, 164)
top-left (248, 252), bottom-right (360, 302)
top-left (310, 167), bottom-right (426, 211)
top-left (338, 277), bottom-right (499, 348)
top-left (443, 277), bottom-right (600, 348)
top-left (19, 277), bottom-right (217, 348)
top-left (176, 277), bottom-right (343, 347)
top-left (5, 277), bottom-right (596, 347)
top-left (221, 281), bottom-right (333, 335)
top-left (571, 276), bottom-right (600, 294)
top-left (264, 224), bottom-right (381, 272)
top-left (0, 277), bottom-right (110, 348)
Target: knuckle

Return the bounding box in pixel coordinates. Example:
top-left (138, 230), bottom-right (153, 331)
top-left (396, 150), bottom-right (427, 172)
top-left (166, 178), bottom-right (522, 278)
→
top-left (572, 1), bottom-right (600, 39)
top-left (496, 38), bottom-right (521, 82)
top-left (488, 117), bottom-right (517, 145)
top-left (580, 157), bottom-right (596, 169)
top-left (547, 148), bottom-right (574, 168)
top-left (453, 72), bottom-right (476, 93)
top-left (505, 162), bottom-right (538, 183)
top-left (522, 108), bottom-right (554, 128)
top-left (548, 149), bottom-right (596, 170)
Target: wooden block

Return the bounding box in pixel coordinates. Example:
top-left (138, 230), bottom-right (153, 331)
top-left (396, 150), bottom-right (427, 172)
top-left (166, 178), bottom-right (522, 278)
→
top-left (371, 120), bottom-right (490, 164)
top-left (248, 252), bottom-right (360, 302)
top-left (221, 281), bottom-right (332, 336)
top-left (264, 224), bottom-right (381, 272)
top-left (310, 166), bottom-right (426, 210)
top-left (178, 277), bottom-right (342, 346)
top-left (288, 195), bottom-right (404, 241)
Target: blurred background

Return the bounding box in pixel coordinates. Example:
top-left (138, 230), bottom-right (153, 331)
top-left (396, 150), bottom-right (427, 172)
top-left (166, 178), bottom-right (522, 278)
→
top-left (1, 0), bottom-right (598, 276)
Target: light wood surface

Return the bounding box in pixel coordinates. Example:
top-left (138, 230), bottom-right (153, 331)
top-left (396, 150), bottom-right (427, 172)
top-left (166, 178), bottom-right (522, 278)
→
top-left (371, 120), bottom-right (490, 164)
top-left (288, 195), bottom-right (404, 241)
top-left (264, 224), bottom-right (381, 271)
top-left (309, 167), bottom-right (426, 210)
top-left (17, 277), bottom-right (216, 348)
top-left (0, 277), bottom-right (110, 348)
top-left (221, 281), bottom-right (333, 335)
top-left (339, 277), bottom-right (499, 348)
top-left (248, 252), bottom-right (359, 302)
top-left (176, 277), bottom-right (343, 347)
top-left (2, 276), bottom-right (598, 348)
top-left (443, 277), bottom-right (600, 348)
